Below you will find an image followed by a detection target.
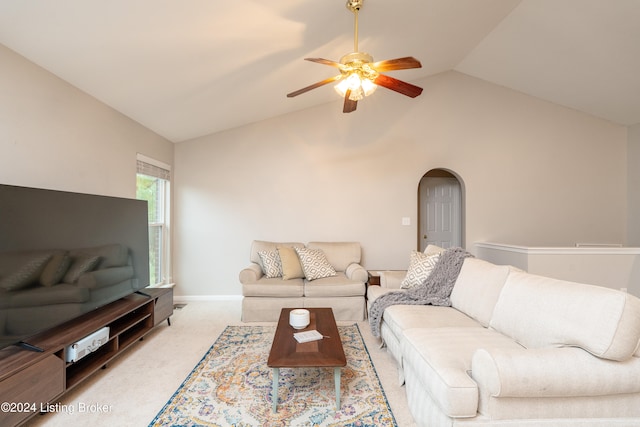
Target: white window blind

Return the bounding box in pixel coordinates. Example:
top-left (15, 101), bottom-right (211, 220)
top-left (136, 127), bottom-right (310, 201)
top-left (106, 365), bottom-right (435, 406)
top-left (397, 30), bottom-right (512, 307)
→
top-left (136, 159), bottom-right (171, 181)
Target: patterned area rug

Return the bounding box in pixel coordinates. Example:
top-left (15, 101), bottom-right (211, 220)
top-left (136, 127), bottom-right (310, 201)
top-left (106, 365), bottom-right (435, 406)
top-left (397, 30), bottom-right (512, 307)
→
top-left (149, 324), bottom-right (396, 427)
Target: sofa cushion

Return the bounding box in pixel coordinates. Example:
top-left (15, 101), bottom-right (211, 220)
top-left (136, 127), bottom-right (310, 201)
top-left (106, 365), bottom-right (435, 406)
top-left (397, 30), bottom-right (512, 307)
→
top-left (242, 278), bottom-right (304, 297)
top-left (490, 271), bottom-right (640, 361)
top-left (401, 251), bottom-right (441, 289)
top-left (277, 246), bottom-right (305, 280)
top-left (257, 250), bottom-right (282, 278)
top-left (450, 258), bottom-right (513, 327)
top-left (380, 270), bottom-right (407, 289)
top-left (303, 273), bottom-right (364, 297)
top-left (383, 305), bottom-right (482, 341)
top-left (306, 242), bottom-right (361, 272)
top-left (295, 247), bottom-right (336, 281)
top-left (367, 284), bottom-right (397, 304)
top-left (401, 327), bottom-right (524, 418)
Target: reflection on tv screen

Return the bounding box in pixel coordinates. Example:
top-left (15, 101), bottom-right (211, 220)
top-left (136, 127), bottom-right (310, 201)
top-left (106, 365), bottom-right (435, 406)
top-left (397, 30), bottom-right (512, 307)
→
top-left (0, 184), bottom-right (149, 352)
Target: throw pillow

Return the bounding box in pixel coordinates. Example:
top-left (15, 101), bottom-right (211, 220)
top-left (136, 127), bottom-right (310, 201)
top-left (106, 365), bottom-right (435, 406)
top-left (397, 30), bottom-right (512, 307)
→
top-left (63, 255), bottom-right (101, 284)
top-left (295, 247), bottom-right (336, 281)
top-left (401, 251), bottom-right (441, 289)
top-left (277, 246), bottom-right (305, 280)
top-left (257, 250), bottom-right (283, 278)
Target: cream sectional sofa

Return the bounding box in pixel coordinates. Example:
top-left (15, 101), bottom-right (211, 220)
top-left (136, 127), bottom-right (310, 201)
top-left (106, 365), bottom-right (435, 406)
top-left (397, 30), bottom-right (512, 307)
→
top-left (240, 240), bottom-right (367, 322)
top-left (368, 249), bottom-right (640, 426)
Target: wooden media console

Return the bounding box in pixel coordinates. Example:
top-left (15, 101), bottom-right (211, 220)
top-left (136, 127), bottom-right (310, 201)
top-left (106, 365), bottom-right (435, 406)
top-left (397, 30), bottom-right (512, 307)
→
top-left (0, 287), bottom-right (173, 427)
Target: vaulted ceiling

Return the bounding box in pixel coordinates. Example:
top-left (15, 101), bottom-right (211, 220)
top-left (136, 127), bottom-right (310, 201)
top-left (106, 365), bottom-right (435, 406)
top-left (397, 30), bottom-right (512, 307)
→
top-left (1, 0), bottom-right (639, 142)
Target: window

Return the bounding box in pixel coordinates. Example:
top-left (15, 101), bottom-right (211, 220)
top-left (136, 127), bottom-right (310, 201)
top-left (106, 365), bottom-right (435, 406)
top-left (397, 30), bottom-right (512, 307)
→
top-left (136, 154), bottom-right (171, 286)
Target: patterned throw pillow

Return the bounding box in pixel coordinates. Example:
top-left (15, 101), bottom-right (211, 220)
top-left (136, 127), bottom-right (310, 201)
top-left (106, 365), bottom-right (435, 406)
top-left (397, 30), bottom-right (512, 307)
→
top-left (401, 251), bottom-right (441, 289)
top-left (257, 250), bottom-right (283, 278)
top-left (295, 247), bottom-right (336, 281)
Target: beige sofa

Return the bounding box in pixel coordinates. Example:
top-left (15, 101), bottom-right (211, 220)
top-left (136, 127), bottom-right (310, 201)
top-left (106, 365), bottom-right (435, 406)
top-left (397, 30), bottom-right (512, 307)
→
top-left (368, 247), bottom-right (640, 426)
top-left (240, 240), bottom-right (367, 322)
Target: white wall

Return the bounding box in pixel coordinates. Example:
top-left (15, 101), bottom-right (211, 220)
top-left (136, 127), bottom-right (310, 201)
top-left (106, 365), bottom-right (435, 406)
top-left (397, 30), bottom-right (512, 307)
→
top-left (0, 44), bottom-right (173, 198)
top-left (628, 123), bottom-right (640, 247)
top-left (174, 71), bottom-right (628, 297)
top-left (2, 42), bottom-right (631, 299)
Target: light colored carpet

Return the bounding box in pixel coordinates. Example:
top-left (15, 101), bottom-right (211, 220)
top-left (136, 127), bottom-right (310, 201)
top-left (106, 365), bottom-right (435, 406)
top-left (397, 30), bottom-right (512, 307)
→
top-left (24, 300), bottom-right (417, 427)
top-left (149, 324), bottom-right (396, 426)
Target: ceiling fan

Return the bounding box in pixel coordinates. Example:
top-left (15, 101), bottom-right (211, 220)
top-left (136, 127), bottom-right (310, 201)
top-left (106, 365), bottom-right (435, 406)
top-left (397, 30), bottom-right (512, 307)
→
top-left (287, 0), bottom-right (423, 113)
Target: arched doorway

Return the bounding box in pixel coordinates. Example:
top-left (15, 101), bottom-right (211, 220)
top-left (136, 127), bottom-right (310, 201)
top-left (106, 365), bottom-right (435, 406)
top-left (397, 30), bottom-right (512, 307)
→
top-left (418, 169), bottom-right (464, 251)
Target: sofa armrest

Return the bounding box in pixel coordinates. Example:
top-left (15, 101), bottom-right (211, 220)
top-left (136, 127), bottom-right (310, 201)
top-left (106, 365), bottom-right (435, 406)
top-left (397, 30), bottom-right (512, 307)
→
top-left (380, 270), bottom-right (406, 289)
top-left (239, 262), bottom-right (263, 284)
top-left (345, 263), bottom-right (367, 282)
top-left (472, 347), bottom-right (640, 398)
top-left (77, 266), bottom-right (134, 290)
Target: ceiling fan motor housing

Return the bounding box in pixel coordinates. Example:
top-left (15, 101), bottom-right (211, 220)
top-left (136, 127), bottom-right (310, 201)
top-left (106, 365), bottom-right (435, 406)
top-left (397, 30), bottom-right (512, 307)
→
top-left (339, 52), bottom-right (378, 80)
top-left (339, 52), bottom-right (373, 66)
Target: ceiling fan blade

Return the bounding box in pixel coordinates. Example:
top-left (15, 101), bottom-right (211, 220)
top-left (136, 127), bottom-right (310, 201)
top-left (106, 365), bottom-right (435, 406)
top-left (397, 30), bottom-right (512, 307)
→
top-left (371, 56), bottom-right (422, 72)
top-left (287, 74), bottom-right (343, 98)
top-left (305, 58), bottom-right (343, 68)
top-left (374, 74), bottom-right (423, 98)
top-left (343, 90), bottom-right (358, 113)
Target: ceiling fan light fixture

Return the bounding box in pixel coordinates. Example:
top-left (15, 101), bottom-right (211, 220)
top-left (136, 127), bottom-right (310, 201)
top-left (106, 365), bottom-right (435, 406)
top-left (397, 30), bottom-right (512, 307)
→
top-left (334, 72), bottom-right (377, 100)
top-left (361, 77), bottom-right (377, 96)
top-left (335, 52), bottom-right (379, 100)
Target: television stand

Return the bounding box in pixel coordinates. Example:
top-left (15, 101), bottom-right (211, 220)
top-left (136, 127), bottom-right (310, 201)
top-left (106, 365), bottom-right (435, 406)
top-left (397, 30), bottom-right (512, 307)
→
top-left (15, 341), bottom-right (44, 353)
top-left (0, 287), bottom-right (172, 427)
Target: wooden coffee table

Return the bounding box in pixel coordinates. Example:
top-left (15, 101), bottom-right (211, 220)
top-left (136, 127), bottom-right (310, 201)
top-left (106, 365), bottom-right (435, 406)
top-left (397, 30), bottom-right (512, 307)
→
top-left (267, 307), bottom-right (346, 413)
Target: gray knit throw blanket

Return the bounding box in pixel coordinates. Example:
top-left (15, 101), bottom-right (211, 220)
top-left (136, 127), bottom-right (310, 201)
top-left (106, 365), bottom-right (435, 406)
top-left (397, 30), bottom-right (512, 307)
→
top-left (369, 247), bottom-right (473, 337)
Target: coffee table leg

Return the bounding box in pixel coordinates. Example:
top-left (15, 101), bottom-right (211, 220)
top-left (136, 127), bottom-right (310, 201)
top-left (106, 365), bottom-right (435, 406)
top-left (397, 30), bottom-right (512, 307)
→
top-left (334, 367), bottom-right (341, 410)
top-left (272, 368), bottom-right (279, 413)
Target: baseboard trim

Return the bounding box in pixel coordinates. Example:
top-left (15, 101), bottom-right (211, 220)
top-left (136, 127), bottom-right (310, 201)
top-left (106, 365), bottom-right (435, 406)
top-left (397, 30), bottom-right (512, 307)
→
top-left (173, 295), bottom-right (243, 304)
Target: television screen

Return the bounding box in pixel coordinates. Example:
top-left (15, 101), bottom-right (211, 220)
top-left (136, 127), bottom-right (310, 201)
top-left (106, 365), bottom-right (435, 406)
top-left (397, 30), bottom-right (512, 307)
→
top-left (0, 184), bottom-right (150, 352)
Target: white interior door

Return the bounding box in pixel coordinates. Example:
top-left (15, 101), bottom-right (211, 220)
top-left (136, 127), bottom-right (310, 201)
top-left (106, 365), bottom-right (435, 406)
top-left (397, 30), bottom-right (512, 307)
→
top-left (419, 177), bottom-right (461, 251)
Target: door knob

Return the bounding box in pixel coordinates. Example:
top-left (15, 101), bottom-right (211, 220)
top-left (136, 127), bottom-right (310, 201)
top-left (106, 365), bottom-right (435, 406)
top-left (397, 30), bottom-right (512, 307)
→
top-left (423, 234), bottom-right (427, 239)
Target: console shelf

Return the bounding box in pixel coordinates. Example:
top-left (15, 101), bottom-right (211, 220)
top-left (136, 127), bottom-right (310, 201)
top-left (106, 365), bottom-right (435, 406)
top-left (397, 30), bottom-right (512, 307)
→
top-left (65, 340), bottom-right (118, 389)
top-left (0, 287), bottom-right (172, 427)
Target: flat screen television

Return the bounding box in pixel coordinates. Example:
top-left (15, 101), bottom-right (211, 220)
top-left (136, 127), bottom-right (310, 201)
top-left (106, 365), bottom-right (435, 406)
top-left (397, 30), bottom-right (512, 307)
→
top-left (0, 184), bottom-right (150, 352)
